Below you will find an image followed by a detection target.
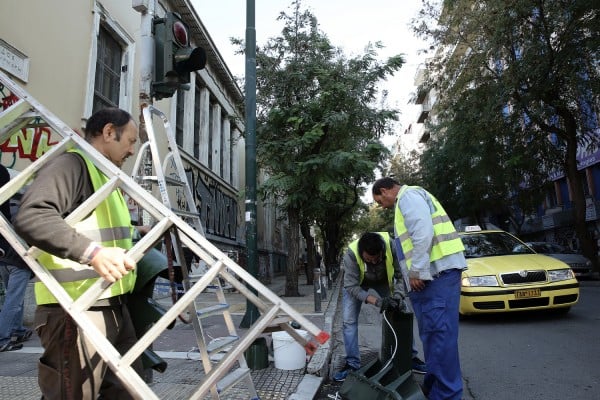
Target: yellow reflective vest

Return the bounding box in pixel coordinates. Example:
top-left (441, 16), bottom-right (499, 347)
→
top-left (348, 232), bottom-right (394, 291)
top-left (35, 149), bottom-right (135, 305)
top-left (394, 185), bottom-right (464, 270)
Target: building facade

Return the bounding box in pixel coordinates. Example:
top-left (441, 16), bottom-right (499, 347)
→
top-left (409, 56), bottom-right (600, 254)
top-left (0, 0), bottom-right (288, 279)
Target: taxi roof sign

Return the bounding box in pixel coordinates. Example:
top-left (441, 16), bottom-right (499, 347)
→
top-left (464, 225), bottom-right (482, 232)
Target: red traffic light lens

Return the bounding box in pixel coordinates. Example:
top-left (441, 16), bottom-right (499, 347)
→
top-left (172, 21), bottom-right (188, 47)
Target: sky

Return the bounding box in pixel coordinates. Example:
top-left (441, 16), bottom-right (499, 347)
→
top-left (190, 1), bottom-right (430, 203)
top-left (191, 0), bottom-right (430, 147)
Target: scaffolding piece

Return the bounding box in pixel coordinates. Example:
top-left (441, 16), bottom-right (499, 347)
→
top-left (0, 69), bottom-right (329, 400)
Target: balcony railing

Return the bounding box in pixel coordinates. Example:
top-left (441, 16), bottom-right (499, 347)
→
top-left (417, 104), bottom-right (431, 123)
top-left (521, 200), bottom-right (600, 233)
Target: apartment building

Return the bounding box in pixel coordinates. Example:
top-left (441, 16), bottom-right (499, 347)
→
top-left (0, 0), bottom-right (288, 279)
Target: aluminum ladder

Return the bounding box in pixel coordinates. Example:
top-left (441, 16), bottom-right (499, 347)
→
top-left (0, 69), bottom-right (330, 400)
top-left (132, 104), bottom-right (257, 399)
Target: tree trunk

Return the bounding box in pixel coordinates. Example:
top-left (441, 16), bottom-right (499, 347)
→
top-left (300, 223), bottom-right (314, 285)
top-left (563, 117), bottom-right (598, 270)
top-left (322, 219), bottom-right (342, 281)
top-left (285, 207), bottom-right (301, 296)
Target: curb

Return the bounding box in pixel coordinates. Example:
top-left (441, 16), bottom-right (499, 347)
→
top-left (289, 273), bottom-right (342, 398)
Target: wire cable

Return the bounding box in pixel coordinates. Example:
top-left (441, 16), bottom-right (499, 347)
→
top-left (378, 308), bottom-right (398, 374)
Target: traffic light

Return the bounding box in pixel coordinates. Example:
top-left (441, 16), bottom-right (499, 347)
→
top-left (153, 12), bottom-right (206, 99)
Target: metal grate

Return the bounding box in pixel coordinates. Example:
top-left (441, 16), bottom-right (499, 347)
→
top-left (554, 294), bottom-right (578, 304)
top-left (508, 298), bottom-right (549, 309)
top-left (473, 301), bottom-right (505, 310)
top-left (501, 270), bottom-right (547, 284)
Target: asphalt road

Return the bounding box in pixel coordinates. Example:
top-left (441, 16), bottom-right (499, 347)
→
top-left (459, 280), bottom-right (600, 400)
top-left (315, 280), bottom-right (599, 400)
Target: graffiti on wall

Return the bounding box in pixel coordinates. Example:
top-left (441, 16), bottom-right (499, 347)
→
top-left (188, 168), bottom-right (238, 240)
top-left (166, 158), bottom-right (238, 240)
top-left (1, 90), bottom-right (58, 166)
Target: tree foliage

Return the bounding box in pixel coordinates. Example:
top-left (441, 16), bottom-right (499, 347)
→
top-left (234, 1), bottom-right (404, 294)
top-left (415, 0), bottom-right (600, 256)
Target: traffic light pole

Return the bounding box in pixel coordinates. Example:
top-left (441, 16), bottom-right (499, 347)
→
top-left (240, 0), bottom-right (260, 328)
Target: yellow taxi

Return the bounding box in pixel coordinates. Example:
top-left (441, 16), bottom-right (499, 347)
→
top-left (459, 226), bottom-right (580, 315)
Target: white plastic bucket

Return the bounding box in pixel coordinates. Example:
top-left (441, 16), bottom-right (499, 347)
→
top-left (272, 330), bottom-right (308, 370)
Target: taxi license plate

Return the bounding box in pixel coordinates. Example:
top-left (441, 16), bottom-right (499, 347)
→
top-left (514, 288), bottom-right (541, 298)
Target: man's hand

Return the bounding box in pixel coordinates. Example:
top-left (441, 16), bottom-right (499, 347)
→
top-left (410, 278), bottom-right (426, 292)
top-left (90, 247), bottom-right (136, 283)
top-left (392, 293), bottom-right (405, 311)
top-left (379, 296), bottom-right (400, 314)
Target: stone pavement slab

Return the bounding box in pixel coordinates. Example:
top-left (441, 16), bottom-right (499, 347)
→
top-left (0, 272), bottom-right (339, 400)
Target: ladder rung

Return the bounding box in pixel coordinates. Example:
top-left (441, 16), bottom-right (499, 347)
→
top-left (139, 176), bottom-right (185, 186)
top-left (216, 367), bottom-right (251, 394)
top-left (187, 272), bottom-right (203, 280)
top-left (173, 209), bottom-right (200, 218)
top-left (263, 316), bottom-right (294, 333)
top-left (206, 335), bottom-right (238, 354)
top-left (196, 303), bottom-right (230, 318)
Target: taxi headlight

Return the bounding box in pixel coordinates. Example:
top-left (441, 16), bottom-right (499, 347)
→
top-left (462, 275), bottom-right (499, 287)
top-left (548, 268), bottom-right (575, 282)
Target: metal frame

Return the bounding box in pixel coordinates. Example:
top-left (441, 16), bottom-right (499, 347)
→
top-left (0, 69), bottom-right (329, 400)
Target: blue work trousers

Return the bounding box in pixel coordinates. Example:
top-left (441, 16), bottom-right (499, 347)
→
top-left (342, 285), bottom-right (418, 369)
top-left (0, 263), bottom-right (31, 345)
top-left (409, 269), bottom-right (463, 400)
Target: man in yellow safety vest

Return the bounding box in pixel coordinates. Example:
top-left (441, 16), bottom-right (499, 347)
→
top-left (372, 177), bottom-right (467, 400)
top-left (332, 231), bottom-right (426, 382)
top-left (15, 108), bottom-right (141, 399)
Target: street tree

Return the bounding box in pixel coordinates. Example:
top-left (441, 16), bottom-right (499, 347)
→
top-left (415, 0), bottom-right (600, 260)
top-left (234, 1), bottom-right (403, 295)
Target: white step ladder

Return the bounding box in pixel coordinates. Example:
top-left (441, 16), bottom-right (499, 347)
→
top-left (132, 104), bottom-right (258, 399)
top-left (0, 69), bottom-right (330, 400)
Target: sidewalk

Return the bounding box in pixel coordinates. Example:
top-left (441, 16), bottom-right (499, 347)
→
top-left (0, 271), bottom-right (340, 400)
top-left (322, 288), bottom-right (474, 400)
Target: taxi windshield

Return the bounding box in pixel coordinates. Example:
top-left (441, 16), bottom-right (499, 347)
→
top-left (460, 232), bottom-right (535, 258)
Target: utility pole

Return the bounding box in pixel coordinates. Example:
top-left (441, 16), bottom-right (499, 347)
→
top-left (240, 0), bottom-right (259, 328)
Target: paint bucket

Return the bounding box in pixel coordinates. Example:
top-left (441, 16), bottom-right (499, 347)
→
top-left (272, 330), bottom-right (308, 370)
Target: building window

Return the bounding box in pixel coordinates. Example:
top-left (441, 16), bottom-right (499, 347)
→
top-left (92, 25), bottom-right (122, 113)
top-left (85, 3), bottom-right (135, 117)
top-left (193, 85), bottom-right (200, 159)
top-left (175, 89), bottom-right (185, 147)
top-left (220, 119), bottom-right (225, 176)
top-left (208, 103), bottom-right (214, 168)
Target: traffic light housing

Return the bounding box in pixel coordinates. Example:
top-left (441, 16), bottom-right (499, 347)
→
top-left (153, 12), bottom-right (206, 99)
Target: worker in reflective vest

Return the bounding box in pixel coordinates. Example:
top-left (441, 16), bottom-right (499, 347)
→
top-left (15, 108), bottom-right (141, 400)
top-left (333, 232), bottom-right (427, 382)
top-left (373, 177), bottom-right (467, 400)
top-left (34, 148), bottom-right (135, 304)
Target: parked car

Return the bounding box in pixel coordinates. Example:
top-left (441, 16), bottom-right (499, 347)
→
top-left (458, 227), bottom-right (579, 315)
top-left (524, 242), bottom-right (595, 279)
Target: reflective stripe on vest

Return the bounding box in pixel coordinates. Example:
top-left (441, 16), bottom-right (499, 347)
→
top-left (394, 186), bottom-right (464, 270)
top-left (348, 232), bottom-right (395, 291)
top-left (34, 149), bottom-right (135, 305)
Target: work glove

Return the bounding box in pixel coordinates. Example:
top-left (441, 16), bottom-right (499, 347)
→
top-left (379, 296), bottom-right (400, 314)
top-left (392, 292), bottom-right (406, 311)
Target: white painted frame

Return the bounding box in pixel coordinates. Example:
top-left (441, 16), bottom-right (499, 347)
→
top-left (84, 1), bottom-right (136, 118)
